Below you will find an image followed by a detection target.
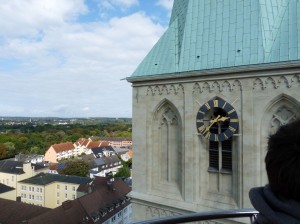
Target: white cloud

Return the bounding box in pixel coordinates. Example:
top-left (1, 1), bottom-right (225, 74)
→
top-left (0, 1), bottom-right (167, 117)
top-left (156, 0), bottom-right (174, 11)
top-left (97, 0), bottom-right (139, 10)
top-left (0, 0), bottom-right (87, 38)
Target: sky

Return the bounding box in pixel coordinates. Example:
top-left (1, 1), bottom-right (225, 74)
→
top-left (0, 0), bottom-right (174, 118)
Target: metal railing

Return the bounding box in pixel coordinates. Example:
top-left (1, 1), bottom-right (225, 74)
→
top-left (133, 209), bottom-right (258, 224)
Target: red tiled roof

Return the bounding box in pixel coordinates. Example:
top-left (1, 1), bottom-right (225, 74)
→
top-left (86, 141), bottom-right (101, 149)
top-left (128, 149), bottom-right (132, 158)
top-left (99, 141), bottom-right (110, 147)
top-left (51, 142), bottom-right (75, 153)
top-left (49, 163), bottom-right (58, 170)
top-left (75, 138), bottom-right (90, 147)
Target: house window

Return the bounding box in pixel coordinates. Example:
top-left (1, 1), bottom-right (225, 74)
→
top-left (57, 184), bottom-right (60, 189)
top-left (72, 186), bottom-right (75, 191)
top-left (72, 194), bottom-right (75, 200)
top-left (112, 216), bottom-right (116, 222)
top-left (57, 200), bottom-right (60, 205)
top-left (65, 185), bottom-right (67, 190)
top-left (208, 109), bottom-right (233, 173)
top-left (32, 186), bottom-right (34, 192)
top-left (65, 193), bottom-right (68, 199)
top-left (29, 186), bottom-right (31, 191)
top-left (57, 192), bottom-right (60, 197)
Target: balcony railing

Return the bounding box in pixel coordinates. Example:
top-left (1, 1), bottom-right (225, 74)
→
top-left (133, 209), bottom-right (258, 224)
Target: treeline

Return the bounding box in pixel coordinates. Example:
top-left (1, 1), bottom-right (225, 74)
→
top-left (0, 122), bottom-right (131, 159)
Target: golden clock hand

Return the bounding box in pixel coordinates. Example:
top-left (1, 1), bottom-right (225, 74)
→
top-left (218, 116), bottom-right (230, 122)
top-left (205, 115), bottom-right (220, 132)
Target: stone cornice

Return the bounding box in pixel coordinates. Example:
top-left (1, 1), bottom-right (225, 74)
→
top-left (127, 61), bottom-right (300, 86)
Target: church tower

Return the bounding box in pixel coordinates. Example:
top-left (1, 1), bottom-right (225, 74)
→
top-left (127, 0), bottom-right (300, 222)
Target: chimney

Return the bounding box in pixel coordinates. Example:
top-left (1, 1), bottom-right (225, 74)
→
top-left (107, 176), bottom-right (115, 191)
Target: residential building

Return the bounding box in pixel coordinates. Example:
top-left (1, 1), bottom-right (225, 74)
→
top-left (0, 160), bottom-right (48, 198)
top-left (0, 183), bottom-right (15, 201)
top-left (114, 147), bottom-right (132, 162)
top-left (44, 142), bottom-right (77, 163)
top-left (48, 163), bottom-right (66, 174)
top-left (74, 138), bottom-right (109, 155)
top-left (127, 0), bottom-right (300, 222)
top-left (14, 153), bottom-right (44, 164)
top-left (0, 177), bottom-right (132, 224)
top-left (91, 146), bottom-right (116, 158)
top-left (76, 176), bottom-right (132, 224)
top-left (99, 137), bottom-right (132, 148)
top-left (82, 148), bottom-right (122, 178)
top-left (18, 173), bottom-right (91, 208)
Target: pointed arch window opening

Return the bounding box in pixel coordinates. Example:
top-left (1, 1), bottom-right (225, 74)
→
top-left (160, 107), bottom-right (179, 183)
top-left (269, 105), bottom-right (298, 135)
top-left (208, 108), bottom-right (233, 174)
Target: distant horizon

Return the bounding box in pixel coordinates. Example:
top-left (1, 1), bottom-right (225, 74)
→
top-left (0, 116), bottom-right (132, 119)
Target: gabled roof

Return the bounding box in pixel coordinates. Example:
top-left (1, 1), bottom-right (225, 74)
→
top-left (0, 160), bottom-right (25, 174)
top-left (86, 141), bottom-right (102, 149)
top-left (49, 163), bottom-right (66, 172)
top-left (113, 147), bottom-right (129, 155)
top-left (99, 137), bottom-right (132, 142)
top-left (102, 155), bottom-right (120, 166)
top-left (91, 146), bottom-right (116, 158)
top-left (19, 173), bottom-right (91, 186)
top-left (0, 183), bottom-right (15, 194)
top-left (0, 198), bottom-right (50, 224)
top-left (130, 0), bottom-right (300, 79)
top-left (15, 153), bottom-right (44, 162)
top-left (51, 142), bottom-right (75, 153)
top-left (75, 138), bottom-right (90, 147)
top-left (27, 177), bottom-right (131, 224)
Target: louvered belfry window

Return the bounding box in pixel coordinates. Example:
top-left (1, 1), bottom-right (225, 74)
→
top-left (208, 109), bottom-right (233, 173)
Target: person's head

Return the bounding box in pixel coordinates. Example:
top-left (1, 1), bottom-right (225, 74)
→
top-left (265, 119), bottom-right (300, 201)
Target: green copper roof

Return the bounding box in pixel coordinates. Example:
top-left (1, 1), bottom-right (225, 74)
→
top-left (131, 0), bottom-right (300, 78)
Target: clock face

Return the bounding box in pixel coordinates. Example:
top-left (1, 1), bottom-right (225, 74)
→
top-left (196, 99), bottom-right (239, 142)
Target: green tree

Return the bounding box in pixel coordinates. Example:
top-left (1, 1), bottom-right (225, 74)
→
top-left (29, 146), bottom-right (43, 154)
top-left (4, 142), bottom-right (16, 158)
top-left (0, 143), bottom-right (6, 159)
top-left (59, 160), bottom-right (89, 177)
top-left (114, 165), bottom-right (131, 178)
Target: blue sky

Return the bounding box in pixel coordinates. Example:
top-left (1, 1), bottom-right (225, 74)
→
top-left (0, 0), bottom-right (173, 118)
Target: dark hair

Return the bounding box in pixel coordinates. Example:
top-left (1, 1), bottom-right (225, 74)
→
top-left (265, 119), bottom-right (300, 201)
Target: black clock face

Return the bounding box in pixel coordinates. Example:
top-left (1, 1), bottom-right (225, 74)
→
top-left (196, 99), bottom-right (239, 142)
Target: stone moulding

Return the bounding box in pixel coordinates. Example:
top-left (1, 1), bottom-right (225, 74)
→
top-left (253, 74), bottom-right (300, 90)
top-left (146, 84), bottom-right (185, 96)
top-left (192, 80), bottom-right (242, 94)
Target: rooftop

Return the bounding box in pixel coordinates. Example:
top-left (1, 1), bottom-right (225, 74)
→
top-left (0, 198), bottom-right (50, 224)
top-left (0, 183), bottom-right (15, 194)
top-left (130, 0), bottom-right (300, 80)
top-left (19, 173), bottom-right (91, 186)
top-left (0, 160), bottom-right (25, 174)
top-left (51, 142), bottom-right (75, 153)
